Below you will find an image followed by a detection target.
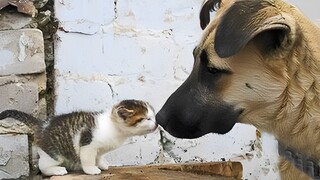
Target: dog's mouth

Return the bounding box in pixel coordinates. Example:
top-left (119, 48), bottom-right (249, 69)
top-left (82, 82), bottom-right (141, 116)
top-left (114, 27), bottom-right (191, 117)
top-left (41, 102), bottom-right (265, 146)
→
top-left (156, 112), bottom-right (196, 138)
top-left (156, 111), bottom-right (212, 139)
top-left (156, 106), bottom-right (243, 139)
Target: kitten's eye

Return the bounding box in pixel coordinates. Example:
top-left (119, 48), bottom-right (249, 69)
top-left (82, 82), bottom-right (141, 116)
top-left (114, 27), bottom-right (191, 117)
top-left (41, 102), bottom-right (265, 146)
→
top-left (147, 118), bottom-right (151, 121)
top-left (137, 118), bottom-right (144, 123)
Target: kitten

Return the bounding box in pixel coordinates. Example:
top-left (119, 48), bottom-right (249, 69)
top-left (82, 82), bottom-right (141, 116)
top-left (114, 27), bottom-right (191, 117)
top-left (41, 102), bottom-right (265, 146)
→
top-left (0, 99), bottom-right (158, 176)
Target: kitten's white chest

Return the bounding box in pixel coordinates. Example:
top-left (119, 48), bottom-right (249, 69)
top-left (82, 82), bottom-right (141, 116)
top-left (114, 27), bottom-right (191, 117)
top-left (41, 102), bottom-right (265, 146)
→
top-left (92, 112), bottom-right (127, 151)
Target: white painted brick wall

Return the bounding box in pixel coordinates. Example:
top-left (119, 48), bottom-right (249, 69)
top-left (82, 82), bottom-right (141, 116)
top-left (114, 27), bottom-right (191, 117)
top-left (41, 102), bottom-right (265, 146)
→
top-left (54, 0), bottom-right (320, 179)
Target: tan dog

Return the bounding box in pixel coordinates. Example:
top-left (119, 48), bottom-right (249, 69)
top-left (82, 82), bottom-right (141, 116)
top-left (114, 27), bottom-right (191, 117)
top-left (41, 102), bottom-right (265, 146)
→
top-left (156, 0), bottom-right (320, 179)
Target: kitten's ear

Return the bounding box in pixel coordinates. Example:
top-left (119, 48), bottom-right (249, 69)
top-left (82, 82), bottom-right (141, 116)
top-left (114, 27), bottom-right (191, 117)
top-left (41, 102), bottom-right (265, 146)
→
top-left (116, 107), bottom-right (134, 120)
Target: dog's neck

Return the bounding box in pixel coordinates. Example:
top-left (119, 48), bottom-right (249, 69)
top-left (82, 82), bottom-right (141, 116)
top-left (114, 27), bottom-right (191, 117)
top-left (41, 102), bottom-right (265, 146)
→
top-left (270, 28), bottom-right (320, 164)
top-left (278, 141), bottom-right (320, 179)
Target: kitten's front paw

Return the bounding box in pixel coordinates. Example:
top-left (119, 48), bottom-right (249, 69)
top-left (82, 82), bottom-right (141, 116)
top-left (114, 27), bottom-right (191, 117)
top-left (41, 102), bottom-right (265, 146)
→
top-left (41, 166), bottom-right (68, 176)
top-left (53, 167), bottom-right (68, 176)
top-left (82, 166), bottom-right (101, 175)
top-left (98, 161), bottom-right (109, 170)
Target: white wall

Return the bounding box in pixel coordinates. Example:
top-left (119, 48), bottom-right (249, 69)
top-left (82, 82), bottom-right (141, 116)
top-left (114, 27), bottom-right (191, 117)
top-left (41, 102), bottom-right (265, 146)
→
top-left (54, 0), bottom-right (320, 179)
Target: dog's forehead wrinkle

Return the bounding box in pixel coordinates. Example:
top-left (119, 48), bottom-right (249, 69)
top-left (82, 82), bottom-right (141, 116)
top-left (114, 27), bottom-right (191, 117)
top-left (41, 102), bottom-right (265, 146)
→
top-left (206, 44), bottom-right (233, 70)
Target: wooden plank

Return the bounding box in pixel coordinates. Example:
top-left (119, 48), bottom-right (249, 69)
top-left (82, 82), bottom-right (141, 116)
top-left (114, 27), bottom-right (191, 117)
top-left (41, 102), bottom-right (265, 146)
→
top-left (47, 162), bottom-right (242, 180)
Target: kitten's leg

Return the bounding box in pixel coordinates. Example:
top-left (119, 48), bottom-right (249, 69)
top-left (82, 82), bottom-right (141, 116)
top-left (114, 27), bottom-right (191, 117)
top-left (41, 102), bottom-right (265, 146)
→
top-left (38, 148), bottom-right (68, 176)
top-left (80, 145), bottom-right (101, 175)
top-left (96, 153), bottom-right (109, 170)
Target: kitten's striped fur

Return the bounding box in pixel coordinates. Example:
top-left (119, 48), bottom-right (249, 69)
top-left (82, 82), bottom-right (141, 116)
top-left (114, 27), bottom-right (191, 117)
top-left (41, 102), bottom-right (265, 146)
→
top-left (0, 100), bottom-right (158, 176)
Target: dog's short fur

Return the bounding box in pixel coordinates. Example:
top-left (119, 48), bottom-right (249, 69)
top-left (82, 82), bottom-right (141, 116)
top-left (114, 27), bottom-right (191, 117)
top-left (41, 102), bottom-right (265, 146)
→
top-left (156, 0), bottom-right (320, 179)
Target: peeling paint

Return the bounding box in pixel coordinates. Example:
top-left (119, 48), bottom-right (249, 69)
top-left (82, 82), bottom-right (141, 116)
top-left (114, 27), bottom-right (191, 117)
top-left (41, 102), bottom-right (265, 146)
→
top-left (18, 32), bottom-right (34, 62)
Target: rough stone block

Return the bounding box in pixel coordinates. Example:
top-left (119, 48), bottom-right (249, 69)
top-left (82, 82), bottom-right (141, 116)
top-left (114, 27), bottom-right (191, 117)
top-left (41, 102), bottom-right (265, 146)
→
top-left (0, 29), bottom-right (45, 76)
top-left (0, 75), bottom-right (42, 134)
top-left (0, 77), bottom-right (38, 111)
top-left (0, 12), bottom-right (33, 31)
top-left (0, 134), bottom-right (30, 179)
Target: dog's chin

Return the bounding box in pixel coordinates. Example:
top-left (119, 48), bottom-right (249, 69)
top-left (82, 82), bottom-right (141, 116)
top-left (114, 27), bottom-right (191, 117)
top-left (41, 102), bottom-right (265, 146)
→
top-left (159, 121), bottom-right (236, 139)
top-left (164, 126), bottom-right (205, 139)
top-left (163, 127), bottom-right (232, 139)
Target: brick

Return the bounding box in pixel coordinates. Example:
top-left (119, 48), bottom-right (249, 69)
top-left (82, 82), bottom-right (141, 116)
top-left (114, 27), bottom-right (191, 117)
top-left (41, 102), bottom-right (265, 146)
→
top-left (55, 0), bottom-right (114, 28)
top-left (0, 77), bottom-right (39, 112)
top-left (0, 75), bottom-right (41, 134)
top-left (0, 29), bottom-right (45, 76)
top-left (0, 12), bottom-right (33, 31)
top-left (0, 134), bottom-right (30, 179)
top-left (54, 78), bottom-right (113, 114)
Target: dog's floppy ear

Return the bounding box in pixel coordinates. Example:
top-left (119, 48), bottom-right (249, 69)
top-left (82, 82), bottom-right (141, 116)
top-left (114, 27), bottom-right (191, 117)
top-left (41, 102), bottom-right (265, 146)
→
top-left (200, 0), bottom-right (221, 30)
top-left (215, 0), bottom-right (295, 58)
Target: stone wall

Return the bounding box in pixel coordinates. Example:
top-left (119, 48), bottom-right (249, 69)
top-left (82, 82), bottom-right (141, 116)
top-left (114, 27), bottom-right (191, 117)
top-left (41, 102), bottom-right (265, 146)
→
top-left (0, 10), bottom-right (46, 179)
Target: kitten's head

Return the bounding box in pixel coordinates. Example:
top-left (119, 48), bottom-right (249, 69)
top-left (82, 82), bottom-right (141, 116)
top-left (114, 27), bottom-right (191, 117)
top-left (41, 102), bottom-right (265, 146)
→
top-left (113, 100), bottom-right (158, 135)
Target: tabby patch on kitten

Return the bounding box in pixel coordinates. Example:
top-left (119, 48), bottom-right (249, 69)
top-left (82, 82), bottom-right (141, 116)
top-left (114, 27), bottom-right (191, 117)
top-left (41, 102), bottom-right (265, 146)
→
top-left (0, 100), bottom-right (158, 176)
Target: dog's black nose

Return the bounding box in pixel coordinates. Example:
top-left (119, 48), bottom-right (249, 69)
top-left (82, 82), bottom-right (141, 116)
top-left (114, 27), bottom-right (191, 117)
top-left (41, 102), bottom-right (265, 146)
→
top-left (155, 111), bottom-right (167, 128)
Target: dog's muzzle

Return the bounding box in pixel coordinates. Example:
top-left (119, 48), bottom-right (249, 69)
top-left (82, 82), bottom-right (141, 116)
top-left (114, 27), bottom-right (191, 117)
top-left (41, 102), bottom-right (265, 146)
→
top-left (156, 78), bottom-right (241, 139)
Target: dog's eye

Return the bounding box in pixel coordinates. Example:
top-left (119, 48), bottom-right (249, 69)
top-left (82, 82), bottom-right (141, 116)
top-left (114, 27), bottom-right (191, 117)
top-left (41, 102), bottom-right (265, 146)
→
top-left (208, 66), bottom-right (231, 74)
top-left (201, 51), bottom-right (222, 74)
top-left (207, 66), bottom-right (220, 74)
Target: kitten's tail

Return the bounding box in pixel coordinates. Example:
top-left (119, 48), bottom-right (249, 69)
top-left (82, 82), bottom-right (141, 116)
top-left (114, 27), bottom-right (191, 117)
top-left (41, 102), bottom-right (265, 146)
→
top-left (0, 110), bottom-right (42, 133)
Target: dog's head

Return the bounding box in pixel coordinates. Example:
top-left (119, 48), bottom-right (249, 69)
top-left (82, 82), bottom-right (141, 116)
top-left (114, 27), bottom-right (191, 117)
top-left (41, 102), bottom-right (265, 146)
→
top-left (156, 0), bottom-right (320, 138)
